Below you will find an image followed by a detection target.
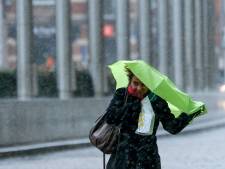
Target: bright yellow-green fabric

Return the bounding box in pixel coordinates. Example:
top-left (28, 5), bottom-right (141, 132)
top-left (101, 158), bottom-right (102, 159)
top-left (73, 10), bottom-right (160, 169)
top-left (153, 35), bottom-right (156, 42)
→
top-left (108, 60), bottom-right (207, 117)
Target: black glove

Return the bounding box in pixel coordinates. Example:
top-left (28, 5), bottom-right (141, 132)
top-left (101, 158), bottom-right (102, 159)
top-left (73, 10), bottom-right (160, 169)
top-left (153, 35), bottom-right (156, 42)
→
top-left (188, 109), bottom-right (202, 120)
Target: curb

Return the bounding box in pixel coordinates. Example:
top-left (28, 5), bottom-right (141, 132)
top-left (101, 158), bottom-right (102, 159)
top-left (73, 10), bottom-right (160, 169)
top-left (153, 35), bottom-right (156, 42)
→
top-left (0, 139), bottom-right (91, 158)
top-left (1, 118), bottom-right (225, 158)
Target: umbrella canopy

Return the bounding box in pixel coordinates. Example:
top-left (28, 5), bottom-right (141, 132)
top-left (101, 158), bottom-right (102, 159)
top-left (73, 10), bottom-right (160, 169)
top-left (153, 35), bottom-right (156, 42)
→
top-left (108, 60), bottom-right (207, 117)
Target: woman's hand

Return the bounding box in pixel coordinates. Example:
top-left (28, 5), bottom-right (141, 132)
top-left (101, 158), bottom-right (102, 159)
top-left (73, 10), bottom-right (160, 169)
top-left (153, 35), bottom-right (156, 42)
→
top-left (188, 109), bottom-right (202, 119)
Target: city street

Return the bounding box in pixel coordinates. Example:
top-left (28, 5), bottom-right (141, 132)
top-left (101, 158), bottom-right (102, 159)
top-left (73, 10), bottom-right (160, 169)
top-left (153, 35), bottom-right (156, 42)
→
top-left (0, 1), bottom-right (224, 169)
top-left (0, 126), bottom-right (224, 169)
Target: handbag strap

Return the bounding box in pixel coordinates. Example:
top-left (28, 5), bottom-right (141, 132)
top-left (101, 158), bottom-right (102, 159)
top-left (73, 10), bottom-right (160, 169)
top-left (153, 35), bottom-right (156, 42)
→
top-left (103, 89), bottom-right (128, 169)
top-left (103, 153), bottom-right (106, 169)
top-left (99, 89), bottom-right (128, 124)
top-left (119, 89), bottom-right (128, 122)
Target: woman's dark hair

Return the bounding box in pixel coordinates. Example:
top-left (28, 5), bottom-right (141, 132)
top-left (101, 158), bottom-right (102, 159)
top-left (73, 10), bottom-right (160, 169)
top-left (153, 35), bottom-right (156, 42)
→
top-left (125, 67), bottom-right (134, 83)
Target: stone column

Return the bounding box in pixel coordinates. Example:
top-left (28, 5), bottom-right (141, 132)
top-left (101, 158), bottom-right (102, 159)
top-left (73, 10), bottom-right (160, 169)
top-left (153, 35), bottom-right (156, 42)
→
top-left (56, 0), bottom-right (72, 99)
top-left (139, 0), bottom-right (151, 63)
top-left (0, 0), bottom-right (6, 69)
top-left (202, 0), bottom-right (209, 90)
top-left (207, 0), bottom-right (216, 90)
top-left (184, 0), bottom-right (195, 92)
top-left (89, 0), bottom-right (104, 96)
top-left (158, 0), bottom-right (168, 75)
top-left (17, 0), bottom-right (33, 100)
top-left (116, 0), bottom-right (129, 60)
top-left (173, 0), bottom-right (183, 89)
top-left (194, 0), bottom-right (204, 90)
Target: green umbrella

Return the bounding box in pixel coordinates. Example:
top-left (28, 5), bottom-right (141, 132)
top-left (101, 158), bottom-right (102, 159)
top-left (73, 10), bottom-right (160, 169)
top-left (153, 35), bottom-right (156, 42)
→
top-left (108, 60), bottom-right (207, 118)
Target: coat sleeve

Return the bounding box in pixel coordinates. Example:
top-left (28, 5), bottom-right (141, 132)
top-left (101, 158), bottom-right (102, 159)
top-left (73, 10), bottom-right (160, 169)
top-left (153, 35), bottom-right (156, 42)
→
top-left (153, 97), bottom-right (193, 135)
top-left (105, 88), bottom-right (127, 125)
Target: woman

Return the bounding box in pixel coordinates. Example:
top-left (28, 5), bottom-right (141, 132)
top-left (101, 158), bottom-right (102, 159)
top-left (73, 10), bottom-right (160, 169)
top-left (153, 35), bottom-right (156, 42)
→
top-left (105, 69), bottom-right (201, 169)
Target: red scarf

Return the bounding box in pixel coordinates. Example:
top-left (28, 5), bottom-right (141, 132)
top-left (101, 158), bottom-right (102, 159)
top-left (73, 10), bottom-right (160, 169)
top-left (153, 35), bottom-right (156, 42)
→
top-left (127, 85), bottom-right (143, 100)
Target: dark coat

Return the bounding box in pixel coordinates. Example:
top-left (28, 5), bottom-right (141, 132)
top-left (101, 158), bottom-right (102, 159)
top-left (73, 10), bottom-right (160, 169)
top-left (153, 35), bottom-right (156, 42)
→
top-left (105, 88), bottom-right (195, 169)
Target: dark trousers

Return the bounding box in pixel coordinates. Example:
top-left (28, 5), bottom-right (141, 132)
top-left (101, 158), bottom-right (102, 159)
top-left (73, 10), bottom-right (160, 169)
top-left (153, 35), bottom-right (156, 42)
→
top-left (107, 133), bottom-right (161, 169)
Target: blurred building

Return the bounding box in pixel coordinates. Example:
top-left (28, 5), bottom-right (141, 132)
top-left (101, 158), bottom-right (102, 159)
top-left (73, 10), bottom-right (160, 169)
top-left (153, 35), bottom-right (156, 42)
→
top-left (3, 0), bottom-right (89, 70)
top-left (2, 0), bottom-right (150, 70)
top-left (0, 0), bottom-right (223, 97)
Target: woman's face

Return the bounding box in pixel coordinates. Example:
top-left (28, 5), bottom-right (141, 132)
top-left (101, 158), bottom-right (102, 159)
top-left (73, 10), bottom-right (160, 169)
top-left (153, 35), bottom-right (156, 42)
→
top-left (130, 76), bottom-right (149, 98)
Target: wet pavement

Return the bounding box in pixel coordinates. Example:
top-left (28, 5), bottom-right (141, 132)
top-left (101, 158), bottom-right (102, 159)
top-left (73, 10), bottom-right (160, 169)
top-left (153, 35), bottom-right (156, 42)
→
top-left (0, 125), bottom-right (224, 169)
top-left (1, 93), bottom-right (225, 169)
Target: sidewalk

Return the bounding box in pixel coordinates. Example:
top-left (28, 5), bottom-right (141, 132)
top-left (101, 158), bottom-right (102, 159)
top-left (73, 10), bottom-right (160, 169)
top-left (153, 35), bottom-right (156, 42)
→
top-left (1, 110), bottom-right (225, 158)
top-left (0, 124), bottom-right (224, 169)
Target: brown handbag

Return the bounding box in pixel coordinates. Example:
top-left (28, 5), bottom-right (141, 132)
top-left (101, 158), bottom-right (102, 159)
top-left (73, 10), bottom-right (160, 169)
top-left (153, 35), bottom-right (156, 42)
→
top-left (89, 91), bottom-right (128, 154)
